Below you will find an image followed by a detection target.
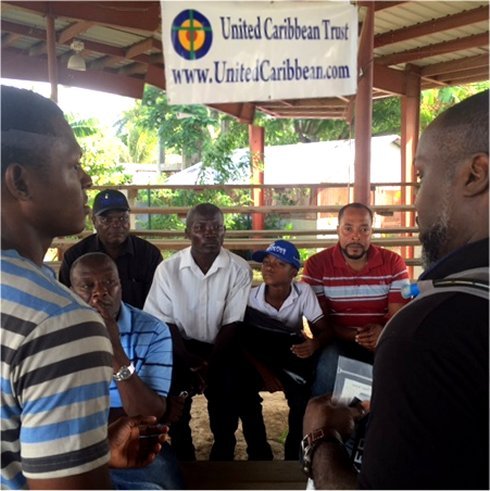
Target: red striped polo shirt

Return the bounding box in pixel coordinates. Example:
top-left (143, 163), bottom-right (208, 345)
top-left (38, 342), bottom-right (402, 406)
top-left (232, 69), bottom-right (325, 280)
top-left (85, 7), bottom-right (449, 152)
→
top-left (302, 243), bottom-right (410, 332)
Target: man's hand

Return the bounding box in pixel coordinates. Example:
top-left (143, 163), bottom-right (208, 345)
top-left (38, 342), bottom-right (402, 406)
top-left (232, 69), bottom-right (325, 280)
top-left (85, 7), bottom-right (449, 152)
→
top-left (303, 395), bottom-right (366, 440)
top-left (303, 395), bottom-right (365, 489)
top-left (291, 330), bottom-right (319, 358)
top-left (355, 323), bottom-right (384, 351)
top-left (108, 415), bottom-right (168, 469)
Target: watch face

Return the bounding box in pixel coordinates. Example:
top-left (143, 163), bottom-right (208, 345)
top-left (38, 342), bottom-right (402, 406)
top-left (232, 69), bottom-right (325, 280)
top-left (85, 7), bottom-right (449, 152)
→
top-left (114, 364), bottom-right (134, 381)
top-left (119, 366), bottom-right (131, 379)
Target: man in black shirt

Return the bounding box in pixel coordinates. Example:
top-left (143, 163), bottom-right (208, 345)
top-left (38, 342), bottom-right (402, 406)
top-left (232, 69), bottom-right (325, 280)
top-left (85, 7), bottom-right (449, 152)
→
top-left (302, 90), bottom-right (489, 489)
top-left (59, 189), bottom-right (162, 309)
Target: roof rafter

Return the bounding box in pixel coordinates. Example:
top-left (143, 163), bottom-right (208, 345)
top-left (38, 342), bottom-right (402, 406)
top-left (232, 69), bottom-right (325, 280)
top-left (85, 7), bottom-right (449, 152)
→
top-left (377, 32), bottom-right (489, 66)
top-left (421, 53), bottom-right (488, 77)
top-left (58, 20), bottom-right (93, 44)
top-left (5, 1), bottom-right (161, 32)
top-left (374, 5), bottom-right (489, 48)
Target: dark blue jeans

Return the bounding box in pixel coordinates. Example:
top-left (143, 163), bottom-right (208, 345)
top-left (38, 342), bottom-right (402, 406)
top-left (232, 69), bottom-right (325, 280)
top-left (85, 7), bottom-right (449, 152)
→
top-left (311, 340), bottom-right (374, 397)
top-left (111, 442), bottom-right (184, 489)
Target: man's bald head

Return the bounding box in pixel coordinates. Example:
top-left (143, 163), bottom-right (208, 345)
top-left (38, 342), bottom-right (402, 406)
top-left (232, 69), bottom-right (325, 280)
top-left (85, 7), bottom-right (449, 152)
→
top-left (70, 252), bottom-right (117, 283)
top-left (422, 90), bottom-right (488, 176)
top-left (415, 90), bottom-right (488, 267)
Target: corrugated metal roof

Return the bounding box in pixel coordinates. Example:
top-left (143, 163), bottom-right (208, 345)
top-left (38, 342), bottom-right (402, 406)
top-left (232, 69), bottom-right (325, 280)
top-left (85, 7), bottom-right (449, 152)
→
top-left (1, 1), bottom-right (488, 121)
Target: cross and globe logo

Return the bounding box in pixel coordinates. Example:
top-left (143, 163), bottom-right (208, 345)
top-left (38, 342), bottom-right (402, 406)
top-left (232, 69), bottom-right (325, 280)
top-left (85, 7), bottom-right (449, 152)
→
top-left (171, 10), bottom-right (213, 60)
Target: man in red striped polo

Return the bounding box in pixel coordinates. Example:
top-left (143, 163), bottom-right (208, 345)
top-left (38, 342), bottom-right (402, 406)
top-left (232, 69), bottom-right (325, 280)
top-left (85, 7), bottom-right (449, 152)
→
top-left (302, 202), bottom-right (410, 395)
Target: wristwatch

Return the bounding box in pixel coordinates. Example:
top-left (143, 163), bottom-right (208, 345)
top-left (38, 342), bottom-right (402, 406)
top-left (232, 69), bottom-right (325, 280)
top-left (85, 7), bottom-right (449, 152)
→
top-left (113, 362), bottom-right (135, 382)
top-left (300, 427), bottom-right (344, 478)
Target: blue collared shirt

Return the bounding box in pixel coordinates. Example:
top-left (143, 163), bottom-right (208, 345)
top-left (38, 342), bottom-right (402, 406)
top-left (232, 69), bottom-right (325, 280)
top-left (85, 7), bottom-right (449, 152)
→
top-left (109, 302), bottom-right (172, 408)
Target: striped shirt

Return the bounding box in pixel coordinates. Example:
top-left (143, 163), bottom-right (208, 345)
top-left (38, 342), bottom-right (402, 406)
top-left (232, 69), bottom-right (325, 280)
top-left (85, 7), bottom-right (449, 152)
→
top-left (302, 244), bottom-right (410, 332)
top-left (1, 250), bottom-right (113, 489)
top-left (110, 303), bottom-right (173, 407)
top-left (248, 282), bottom-right (324, 331)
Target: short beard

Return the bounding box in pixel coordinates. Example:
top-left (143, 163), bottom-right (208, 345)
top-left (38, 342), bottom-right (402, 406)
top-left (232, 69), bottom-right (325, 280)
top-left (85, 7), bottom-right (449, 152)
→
top-left (420, 221), bottom-right (449, 269)
top-left (341, 244), bottom-right (368, 260)
top-left (420, 180), bottom-right (452, 270)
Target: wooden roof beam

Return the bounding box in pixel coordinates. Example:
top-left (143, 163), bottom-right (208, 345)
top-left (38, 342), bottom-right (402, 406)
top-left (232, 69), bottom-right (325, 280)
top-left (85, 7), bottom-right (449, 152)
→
top-left (207, 102), bottom-right (256, 124)
top-left (28, 41), bottom-right (47, 56)
top-left (421, 53), bottom-right (489, 77)
top-left (2, 19), bottom-right (159, 65)
top-left (1, 47), bottom-right (146, 98)
top-left (4, 1), bottom-right (161, 33)
top-left (375, 6), bottom-right (489, 48)
top-left (58, 20), bottom-right (93, 44)
top-left (125, 37), bottom-right (159, 59)
top-left (377, 32), bottom-right (489, 66)
top-left (431, 66), bottom-right (490, 83)
top-left (357, 2), bottom-right (407, 12)
top-left (2, 19), bottom-right (46, 40)
top-left (2, 32), bottom-right (22, 48)
top-left (373, 63), bottom-right (406, 95)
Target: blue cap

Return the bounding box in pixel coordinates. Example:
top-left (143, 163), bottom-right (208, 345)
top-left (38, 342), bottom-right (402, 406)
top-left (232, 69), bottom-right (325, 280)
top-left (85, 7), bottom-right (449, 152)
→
top-left (252, 240), bottom-right (301, 269)
top-left (93, 190), bottom-right (130, 216)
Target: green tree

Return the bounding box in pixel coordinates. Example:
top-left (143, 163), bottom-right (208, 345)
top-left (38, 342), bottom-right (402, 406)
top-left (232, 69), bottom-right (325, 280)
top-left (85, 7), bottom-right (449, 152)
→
top-left (115, 104), bottom-right (159, 163)
top-left (420, 82), bottom-right (489, 129)
top-left (67, 115), bottom-right (131, 186)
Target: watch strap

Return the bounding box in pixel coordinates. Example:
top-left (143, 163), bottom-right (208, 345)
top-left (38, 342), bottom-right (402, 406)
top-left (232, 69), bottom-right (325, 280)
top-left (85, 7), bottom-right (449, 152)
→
top-left (113, 362), bottom-right (135, 382)
top-left (301, 427), bottom-right (344, 478)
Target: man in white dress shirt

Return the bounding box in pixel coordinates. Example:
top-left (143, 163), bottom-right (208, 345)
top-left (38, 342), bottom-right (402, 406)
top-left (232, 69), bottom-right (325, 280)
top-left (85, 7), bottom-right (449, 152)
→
top-left (144, 203), bottom-right (252, 461)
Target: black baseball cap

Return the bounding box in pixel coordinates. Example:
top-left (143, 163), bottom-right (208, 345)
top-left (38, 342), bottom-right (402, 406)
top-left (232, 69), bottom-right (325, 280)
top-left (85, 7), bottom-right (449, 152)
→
top-left (92, 189), bottom-right (130, 216)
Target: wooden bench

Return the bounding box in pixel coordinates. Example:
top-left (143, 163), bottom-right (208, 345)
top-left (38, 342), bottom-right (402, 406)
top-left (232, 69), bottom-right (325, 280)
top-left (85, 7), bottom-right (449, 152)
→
top-left (179, 461), bottom-right (307, 490)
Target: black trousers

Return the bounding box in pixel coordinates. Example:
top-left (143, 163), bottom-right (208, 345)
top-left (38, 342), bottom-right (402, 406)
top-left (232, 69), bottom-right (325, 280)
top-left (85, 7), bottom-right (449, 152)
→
top-left (169, 338), bottom-right (272, 461)
top-left (240, 322), bottom-right (316, 460)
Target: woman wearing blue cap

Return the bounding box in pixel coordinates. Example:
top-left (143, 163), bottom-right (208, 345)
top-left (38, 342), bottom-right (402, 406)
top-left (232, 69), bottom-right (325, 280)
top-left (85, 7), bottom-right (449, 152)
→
top-left (241, 240), bottom-right (332, 460)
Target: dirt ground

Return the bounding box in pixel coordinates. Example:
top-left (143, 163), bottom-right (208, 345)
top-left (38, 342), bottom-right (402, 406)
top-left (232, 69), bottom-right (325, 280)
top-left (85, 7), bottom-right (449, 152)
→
top-left (189, 392), bottom-right (290, 460)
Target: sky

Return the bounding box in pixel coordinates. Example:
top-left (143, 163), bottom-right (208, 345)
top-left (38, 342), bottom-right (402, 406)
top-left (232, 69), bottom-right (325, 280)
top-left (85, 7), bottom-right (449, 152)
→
top-left (1, 78), bottom-right (137, 132)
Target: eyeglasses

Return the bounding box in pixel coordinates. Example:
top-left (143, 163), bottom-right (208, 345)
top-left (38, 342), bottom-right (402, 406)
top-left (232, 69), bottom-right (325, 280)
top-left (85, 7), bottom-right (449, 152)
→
top-left (97, 214), bottom-right (130, 225)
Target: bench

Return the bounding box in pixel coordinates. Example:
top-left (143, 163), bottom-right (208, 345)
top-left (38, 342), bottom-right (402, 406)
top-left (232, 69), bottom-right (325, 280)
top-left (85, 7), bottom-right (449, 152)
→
top-left (179, 461), bottom-right (307, 489)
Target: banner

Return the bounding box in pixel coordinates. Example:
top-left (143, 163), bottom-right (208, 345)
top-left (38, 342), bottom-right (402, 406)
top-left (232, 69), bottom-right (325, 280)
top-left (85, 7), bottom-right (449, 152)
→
top-left (161, 1), bottom-right (358, 104)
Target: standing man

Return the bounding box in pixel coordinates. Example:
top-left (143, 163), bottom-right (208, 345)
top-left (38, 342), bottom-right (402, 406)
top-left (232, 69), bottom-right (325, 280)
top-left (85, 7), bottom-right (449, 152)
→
top-left (302, 90), bottom-right (488, 489)
top-left (302, 203), bottom-right (410, 395)
top-left (1, 85), bottom-right (164, 489)
top-left (59, 188), bottom-right (162, 309)
top-left (70, 252), bottom-right (183, 490)
top-left (144, 203), bottom-right (252, 461)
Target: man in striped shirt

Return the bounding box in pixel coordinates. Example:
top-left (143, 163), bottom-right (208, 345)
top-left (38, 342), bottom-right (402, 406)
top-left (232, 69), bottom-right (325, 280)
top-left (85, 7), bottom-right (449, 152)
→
top-left (302, 203), bottom-right (410, 396)
top-left (1, 86), bottom-right (164, 489)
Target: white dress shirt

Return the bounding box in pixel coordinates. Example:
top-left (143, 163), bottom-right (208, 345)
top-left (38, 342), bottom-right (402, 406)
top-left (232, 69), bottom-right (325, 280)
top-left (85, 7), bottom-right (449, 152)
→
top-left (144, 247), bottom-right (252, 343)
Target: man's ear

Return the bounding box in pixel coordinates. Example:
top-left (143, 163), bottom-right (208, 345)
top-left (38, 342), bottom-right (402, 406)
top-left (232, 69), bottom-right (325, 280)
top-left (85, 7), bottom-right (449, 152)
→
top-left (3, 163), bottom-right (32, 200)
top-left (463, 153), bottom-right (489, 197)
top-left (184, 227), bottom-right (190, 240)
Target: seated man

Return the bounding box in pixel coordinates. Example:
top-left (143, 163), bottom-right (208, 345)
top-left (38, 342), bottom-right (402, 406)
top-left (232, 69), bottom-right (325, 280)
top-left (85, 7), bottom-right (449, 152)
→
top-left (59, 189), bottom-right (162, 309)
top-left (70, 252), bottom-right (183, 490)
top-left (144, 203), bottom-right (257, 461)
top-left (302, 203), bottom-right (410, 395)
top-left (242, 240), bottom-right (332, 460)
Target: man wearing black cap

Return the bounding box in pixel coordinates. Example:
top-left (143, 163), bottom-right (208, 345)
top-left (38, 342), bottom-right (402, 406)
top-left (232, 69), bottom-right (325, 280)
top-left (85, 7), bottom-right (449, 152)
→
top-left (59, 189), bottom-right (162, 309)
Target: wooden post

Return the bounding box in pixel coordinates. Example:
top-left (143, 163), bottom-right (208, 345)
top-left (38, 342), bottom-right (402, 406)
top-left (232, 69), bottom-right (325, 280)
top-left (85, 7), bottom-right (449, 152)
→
top-left (353, 2), bottom-right (374, 205)
top-left (249, 125), bottom-right (265, 231)
top-left (401, 65), bottom-right (421, 277)
top-left (46, 13), bottom-right (58, 103)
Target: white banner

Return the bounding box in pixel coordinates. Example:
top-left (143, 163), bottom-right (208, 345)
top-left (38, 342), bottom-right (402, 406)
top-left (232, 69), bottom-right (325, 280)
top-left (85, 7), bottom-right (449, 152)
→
top-left (161, 1), bottom-right (358, 104)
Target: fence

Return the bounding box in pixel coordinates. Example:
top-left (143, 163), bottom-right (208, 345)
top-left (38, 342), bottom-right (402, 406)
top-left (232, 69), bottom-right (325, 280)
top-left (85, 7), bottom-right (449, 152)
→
top-left (47, 181), bottom-right (420, 274)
